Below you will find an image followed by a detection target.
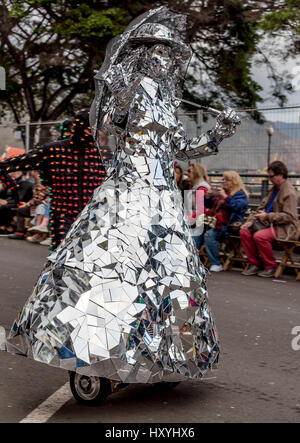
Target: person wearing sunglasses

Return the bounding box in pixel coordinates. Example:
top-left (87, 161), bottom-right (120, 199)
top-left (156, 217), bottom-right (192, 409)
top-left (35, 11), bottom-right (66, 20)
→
top-left (240, 161), bottom-right (299, 277)
top-left (204, 170), bottom-right (248, 272)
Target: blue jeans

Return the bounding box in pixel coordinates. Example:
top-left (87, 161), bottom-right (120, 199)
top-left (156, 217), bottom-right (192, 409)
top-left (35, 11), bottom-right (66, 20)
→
top-left (204, 228), bottom-right (226, 266)
top-left (193, 234), bottom-right (204, 250)
top-left (44, 201), bottom-right (50, 218)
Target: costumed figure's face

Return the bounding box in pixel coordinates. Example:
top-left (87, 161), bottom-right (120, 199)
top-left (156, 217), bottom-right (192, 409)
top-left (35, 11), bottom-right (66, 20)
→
top-left (70, 110), bottom-right (93, 145)
top-left (145, 44), bottom-right (173, 79)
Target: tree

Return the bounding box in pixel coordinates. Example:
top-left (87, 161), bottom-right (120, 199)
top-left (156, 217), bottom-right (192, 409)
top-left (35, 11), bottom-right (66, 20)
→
top-left (260, 0), bottom-right (300, 55)
top-left (0, 0), bottom-right (296, 140)
top-left (0, 1), bottom-right (134, 136)
top-left (251, 0), bottom-right (300, 106)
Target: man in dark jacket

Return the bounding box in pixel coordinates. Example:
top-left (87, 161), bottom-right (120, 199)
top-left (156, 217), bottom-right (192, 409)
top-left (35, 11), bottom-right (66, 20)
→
top-left (0, 109), bottom-right (106, 250)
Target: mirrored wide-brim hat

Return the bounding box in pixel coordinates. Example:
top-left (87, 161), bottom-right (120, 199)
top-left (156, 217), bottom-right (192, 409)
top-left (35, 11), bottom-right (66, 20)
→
top-left (128, 23), bottom-right (192, 61)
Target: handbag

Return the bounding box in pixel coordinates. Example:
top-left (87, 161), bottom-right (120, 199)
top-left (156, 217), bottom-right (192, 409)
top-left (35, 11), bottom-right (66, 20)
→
top-left (229, 221), bottom-right (243, 233)
top-left (190, 214), bottom-right (216, 230)
top-left (249, 219), bottom-right (269, 234)
top-left (196, 214), bottom-right (217, 229)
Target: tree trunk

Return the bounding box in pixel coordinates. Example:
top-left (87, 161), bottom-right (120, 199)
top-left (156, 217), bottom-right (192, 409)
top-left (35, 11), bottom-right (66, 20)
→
top-left (38, 124), bottom-right (53, 146)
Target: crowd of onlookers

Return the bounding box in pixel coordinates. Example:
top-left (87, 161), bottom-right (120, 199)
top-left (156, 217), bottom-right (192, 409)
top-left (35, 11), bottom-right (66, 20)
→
top-left (0, 160), bottom-right (299, 278)
top-left (176, 160), bottom-right (299, 278)
top-left (0, 170), bottom-right (51, 246)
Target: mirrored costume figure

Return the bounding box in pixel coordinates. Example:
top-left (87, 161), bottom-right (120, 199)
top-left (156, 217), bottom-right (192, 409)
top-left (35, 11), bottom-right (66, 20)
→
top-left (2, 7), bottom-right (240, 383)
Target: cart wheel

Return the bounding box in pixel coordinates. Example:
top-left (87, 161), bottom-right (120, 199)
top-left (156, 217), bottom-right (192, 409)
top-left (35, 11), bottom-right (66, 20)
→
top-left (69, 372), bottom-right (111, 406)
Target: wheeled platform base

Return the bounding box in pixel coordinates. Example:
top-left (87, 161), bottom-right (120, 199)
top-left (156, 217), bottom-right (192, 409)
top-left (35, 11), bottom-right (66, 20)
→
top-left (69, 371), bottom-right (180, 405)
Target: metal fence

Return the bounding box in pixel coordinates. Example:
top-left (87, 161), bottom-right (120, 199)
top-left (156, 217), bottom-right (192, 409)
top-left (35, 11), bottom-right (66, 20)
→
top-left (0, 106), bottom-right (300, 173)
top-left (178, 106), bottom-right (300, 174)
top-left (0, 121), bottom-right (63, 156)
top-left (207, 173), bottom-right (300, 210)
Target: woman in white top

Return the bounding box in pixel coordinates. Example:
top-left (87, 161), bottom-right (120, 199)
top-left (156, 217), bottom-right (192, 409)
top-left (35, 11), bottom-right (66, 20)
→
top-left (185, 163), bottom-right (211, 250)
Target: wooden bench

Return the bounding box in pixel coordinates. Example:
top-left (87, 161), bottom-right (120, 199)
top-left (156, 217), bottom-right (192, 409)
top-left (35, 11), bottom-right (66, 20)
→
top-left (199, 240), bottom-right (232, 269)
top-left (274, 232), bottom-right (300, 281)
top-left (199, 244), bottom-right (209, 268)
top-left (222, 234), bottom-right (248, 271)
top-left (199, 227), bottom-right (300, 281)
top-left (199, 234), bottom-right (247, 271)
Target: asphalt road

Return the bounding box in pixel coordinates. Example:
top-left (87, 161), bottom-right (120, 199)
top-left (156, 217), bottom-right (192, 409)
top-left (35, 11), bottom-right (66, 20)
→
top-left (0, 237), bottom-right (299, 423)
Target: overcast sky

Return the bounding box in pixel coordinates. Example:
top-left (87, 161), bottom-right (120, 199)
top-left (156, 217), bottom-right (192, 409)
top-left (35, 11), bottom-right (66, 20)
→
top-left (251, 34), bottom-right (300, 123)
top-left (252, 63), bottom-right (300, 124)
top-left (253, 62), bottom-right (300, 106)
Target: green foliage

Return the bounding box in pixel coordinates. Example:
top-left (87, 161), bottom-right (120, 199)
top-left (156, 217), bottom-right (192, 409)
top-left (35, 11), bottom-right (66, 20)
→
top-left (184, 1), bottom-right (264, 115)
top-left (55, 7), bottom-right (130, 38)
top-left (257, 0), bottom-right (300, 104)
top-left (260, 0), bottom-right (300, 34)
top-left (0, 0), bottom-right (296, 127)
top-left (216, 20), bottom-right (263, 108)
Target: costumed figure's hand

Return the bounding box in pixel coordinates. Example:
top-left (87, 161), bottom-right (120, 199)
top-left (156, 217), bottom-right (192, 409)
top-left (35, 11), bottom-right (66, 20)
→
top-left (215, 108), bottom-right (241, 139)
top-left (173, 108), bottom-right (241, 161)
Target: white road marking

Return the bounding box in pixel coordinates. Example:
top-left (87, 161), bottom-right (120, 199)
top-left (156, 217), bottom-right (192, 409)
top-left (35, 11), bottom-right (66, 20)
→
top-left (19, 382), bottom-right (72, 423)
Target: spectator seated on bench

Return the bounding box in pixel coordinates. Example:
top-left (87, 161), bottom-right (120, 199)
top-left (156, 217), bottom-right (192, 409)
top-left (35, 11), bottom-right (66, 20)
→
top-left (0, 171), bottom-right (32, 235)
top-left (8, 171), bottom-right (49, 240)
top-left (240, 161), bottom-right (299, 278)
top-left (26, 200), bottom-right (51, 245)
top-left (203, 170), bottom-right (248, 273)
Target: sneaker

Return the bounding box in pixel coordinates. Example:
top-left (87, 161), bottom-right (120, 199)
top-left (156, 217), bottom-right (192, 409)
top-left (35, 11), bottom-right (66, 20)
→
top-left (32, 224), bottom-right (49, 234)
top-left (8, 232), bottom-right (25, 240)
top-left (28, 224), bottom-right (49, 234)
top-left (26, 235), bottom-right (42, 243)
top-left (241, 265), bottom-right (263, 276)
top-left (27, 225), bottom-right (39, 232)
top-left (210, 264), bottom-right (223, 272)
top-left (39, 237), bottom-right (51, 246)
top-left (0, 229), bottom-right (11, 236)
top-left (257, 268), bottom-right (277, 278)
